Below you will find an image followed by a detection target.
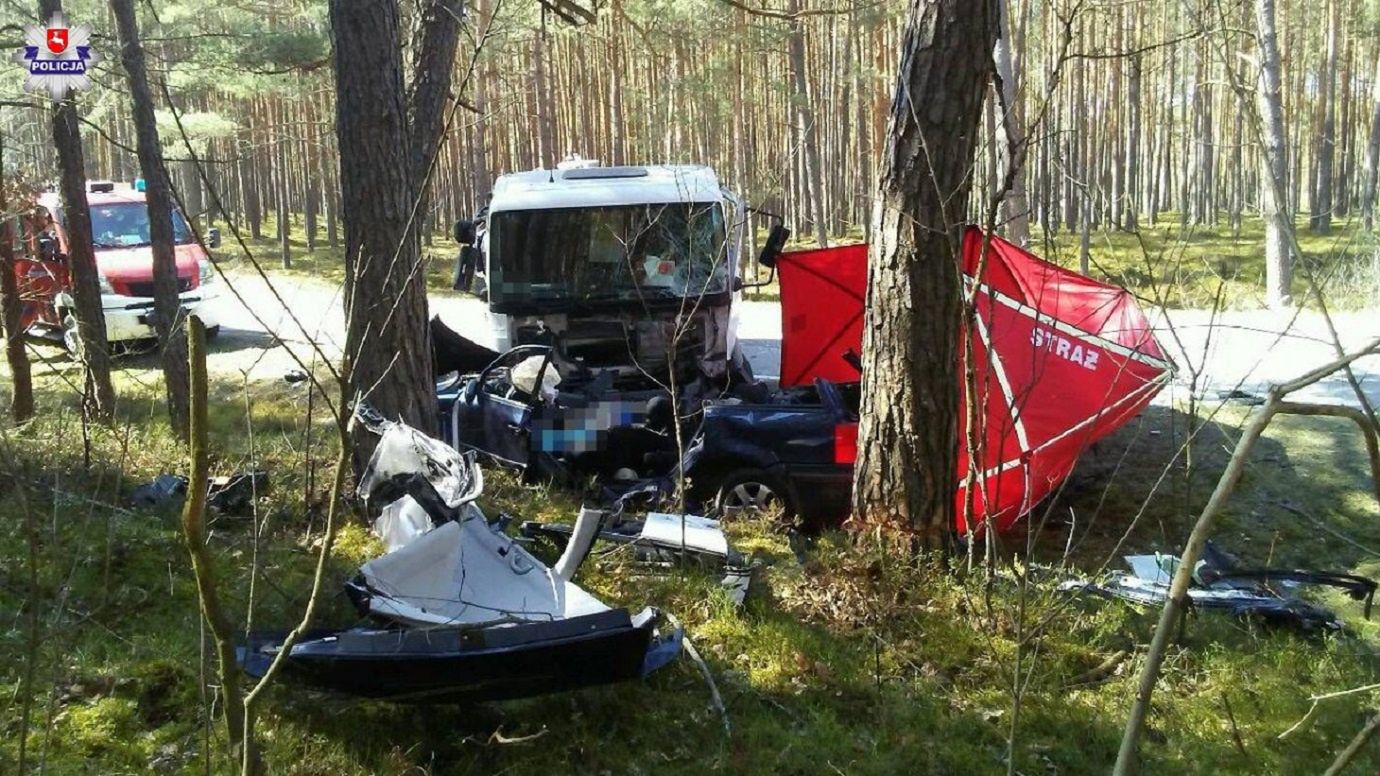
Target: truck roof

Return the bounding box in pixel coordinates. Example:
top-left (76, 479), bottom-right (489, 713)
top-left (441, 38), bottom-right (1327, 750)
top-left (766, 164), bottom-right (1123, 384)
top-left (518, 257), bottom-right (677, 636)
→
top-left (38, 186), bottom-right (147, 212)
top-left (488, 164), bottom-right (724, 212)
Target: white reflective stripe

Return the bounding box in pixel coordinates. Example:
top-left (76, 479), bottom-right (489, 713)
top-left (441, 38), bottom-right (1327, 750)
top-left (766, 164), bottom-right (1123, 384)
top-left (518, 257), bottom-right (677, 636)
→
top-left (972, 312), bottom-right (1030, 453)
top-left (972, 371), bottom-right (1169, 482)
top-left (965, 278), bottom-right (1175, 372)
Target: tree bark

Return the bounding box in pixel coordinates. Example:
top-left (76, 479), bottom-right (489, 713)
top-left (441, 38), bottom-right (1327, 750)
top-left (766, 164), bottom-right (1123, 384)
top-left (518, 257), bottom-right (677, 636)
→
top-left (1312, 0), bottom-right (1339, 234)
top-left (532, 14), bottom-right (556, 168)
top-left (407, 0), bottom-right (463, 199)
top-left (330, 0), bottom-right (441, 472)
top-left (110, 0), bottom-right (191, 439)
top-left (852, 0), bottom-right (997, 550)
top-left (41, 0), bottom-right (115, 422)
top-left (1256, 0), bottom-right (1293, 308)
top-left (788, 0), bottom-right (829, 247)
top-left (0, 146), bottom-right (34, 422)
top-left (992, 0), bottom-right (1029, 245)
top-left (1362, 48), bottom-right (1380, 231)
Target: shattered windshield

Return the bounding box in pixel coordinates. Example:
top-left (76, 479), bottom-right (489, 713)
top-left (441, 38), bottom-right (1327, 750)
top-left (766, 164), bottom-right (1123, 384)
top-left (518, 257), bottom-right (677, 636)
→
top-left (488, 202), bottom-right (729, 312)
top-left (86, 203), bottom-right (193, 249)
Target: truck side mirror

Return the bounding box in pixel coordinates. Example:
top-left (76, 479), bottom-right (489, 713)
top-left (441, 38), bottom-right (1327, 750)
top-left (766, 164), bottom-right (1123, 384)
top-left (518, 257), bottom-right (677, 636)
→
top-left (453, 218), bottom-right (477, 246)
top-left (207, 227), bottom-right (222, 249)
top-left (757, 224), bottom-right (790, 269)
top-left (453, 245), bottom-right (479, 292)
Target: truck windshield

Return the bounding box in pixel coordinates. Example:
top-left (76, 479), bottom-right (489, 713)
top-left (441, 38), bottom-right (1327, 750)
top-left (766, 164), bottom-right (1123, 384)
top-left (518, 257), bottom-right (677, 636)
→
top-left (87, 203), bottom-right (193, 249)
top-left (488, 202), bottom-right (729, 311)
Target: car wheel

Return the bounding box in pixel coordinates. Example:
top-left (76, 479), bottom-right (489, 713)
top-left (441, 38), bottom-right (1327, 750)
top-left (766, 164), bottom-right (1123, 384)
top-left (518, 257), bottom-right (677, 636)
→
top-left (715, 468), bottom-right (793, 518)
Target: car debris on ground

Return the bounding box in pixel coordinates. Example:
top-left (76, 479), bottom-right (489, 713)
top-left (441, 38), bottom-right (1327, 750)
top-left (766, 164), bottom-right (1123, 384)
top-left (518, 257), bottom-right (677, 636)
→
top-left (1059, 542), bottom-right (1377, 632)
top-left (520, 510), bottom-right (754, 606)
top-left (237, 406), bottom-right (683, 702)
top-left (129, 470), bottom-right (269, 515)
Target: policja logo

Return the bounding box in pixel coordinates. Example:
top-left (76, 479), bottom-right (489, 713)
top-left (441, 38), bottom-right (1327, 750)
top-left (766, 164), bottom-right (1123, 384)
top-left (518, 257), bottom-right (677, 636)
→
top-left (12, 12), bottom-right (100, 102)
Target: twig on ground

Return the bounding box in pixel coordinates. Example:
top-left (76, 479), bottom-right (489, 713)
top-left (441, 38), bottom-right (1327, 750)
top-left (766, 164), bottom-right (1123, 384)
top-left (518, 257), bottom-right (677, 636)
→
top-left (665, 612), bottom-right (730, 736)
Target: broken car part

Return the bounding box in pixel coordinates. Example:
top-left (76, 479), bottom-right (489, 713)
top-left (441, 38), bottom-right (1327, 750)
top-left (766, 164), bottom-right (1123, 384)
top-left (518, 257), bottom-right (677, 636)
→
top-left (1059, 542), bottom-right (1377, 632)
top-left (520, 510), bottom-right (754, 606)
top-left (129, 470), bottom-right (268, 515)
top-left (239, 408), bottom-right (681, 702)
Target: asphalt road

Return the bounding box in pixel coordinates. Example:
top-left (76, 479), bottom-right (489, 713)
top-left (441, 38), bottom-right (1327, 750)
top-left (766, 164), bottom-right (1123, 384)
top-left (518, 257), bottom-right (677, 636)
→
top-left (211, 270), bottom-right (1379, 409)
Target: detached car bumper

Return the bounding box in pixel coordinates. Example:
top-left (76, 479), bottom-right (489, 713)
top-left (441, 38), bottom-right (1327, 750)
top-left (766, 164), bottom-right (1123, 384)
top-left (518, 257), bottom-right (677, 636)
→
top-left (68, 284), bottom-right (223, 342)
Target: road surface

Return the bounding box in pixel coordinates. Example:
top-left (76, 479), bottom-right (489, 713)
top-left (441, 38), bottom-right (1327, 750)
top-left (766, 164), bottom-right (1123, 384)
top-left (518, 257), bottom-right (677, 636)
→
top-left (210, 270), bottom-right (1380, 409)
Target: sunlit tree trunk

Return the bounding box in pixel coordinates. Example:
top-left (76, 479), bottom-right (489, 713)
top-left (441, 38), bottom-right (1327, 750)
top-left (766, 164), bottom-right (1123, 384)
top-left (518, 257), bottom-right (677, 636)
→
top-left (40, 0), bottom-right (116, 421)
top-left (1312, 0), bottom-right (1339, 233)
top-left (330, 0), bottom-right (459, 472)
top-left (1362, 48), bottom-right (1380, 231)
top-left (0, 141), bottom-right (33, 422)
top-left (1256, 0), bottom-right (1294, 308)
top-left (111, 0), bottom-right (191, 439)
top-left (788, 0), bottom-right (828, 246)
top-left (853, 0), bottom-right (997, 551)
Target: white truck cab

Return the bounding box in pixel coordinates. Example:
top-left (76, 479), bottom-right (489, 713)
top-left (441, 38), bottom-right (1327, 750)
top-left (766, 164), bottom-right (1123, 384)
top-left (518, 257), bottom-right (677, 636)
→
top-left (453, 161), bottom-right (783, 389)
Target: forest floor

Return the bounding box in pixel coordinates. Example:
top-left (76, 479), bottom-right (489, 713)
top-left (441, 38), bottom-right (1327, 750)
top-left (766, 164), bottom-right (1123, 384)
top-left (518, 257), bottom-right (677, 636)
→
top-left (1, 218), bottom-right (1379, 774)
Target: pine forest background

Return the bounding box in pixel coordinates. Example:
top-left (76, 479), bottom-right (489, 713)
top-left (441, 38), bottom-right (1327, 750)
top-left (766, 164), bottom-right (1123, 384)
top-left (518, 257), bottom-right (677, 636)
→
top-left (3, 0), bottom-right (1379, 305)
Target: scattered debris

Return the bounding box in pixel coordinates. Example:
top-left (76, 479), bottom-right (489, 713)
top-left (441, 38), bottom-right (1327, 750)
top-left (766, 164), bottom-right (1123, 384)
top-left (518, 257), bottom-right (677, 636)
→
top-left (129, 470), bottom-right (268, 515)
top-left (520, 510), bottom-right (755, 606)
top-left (207, 471), bottom-right (269, 515)
top-left (1061, 542), bottom-right (1377, 632)
top-left (239, 407), bottom-right (682, 703)
top-left (128, 474), bottom-right (187, 508)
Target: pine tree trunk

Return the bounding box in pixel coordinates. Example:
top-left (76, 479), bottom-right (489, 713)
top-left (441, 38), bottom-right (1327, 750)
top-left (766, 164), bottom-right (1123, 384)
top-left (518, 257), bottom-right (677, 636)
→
top-left (532, 16), bottom-right (556, 168)
top-left (1256, 0), bottom-right (1293, 308)
top-left (0, 151), bottom-right (34, 422)
top-left (406, 0), bottom-right (462, 198)
top-left (1125, 51), bottom-right (1142, 231)
top-left (330, 0), bottom-right (451, 473)
top-left (111, 0), bottom-right (191, 438)
top-left (788, 0), bottom-right (829, 247)
top-left (853, 0), bottom-right (997, 549)
top-left (1313, 0), bottom-right (1339, 233)
top-left (42, 0), bottom-right (115, 421)
top-left (1362, 48), bottom-right (1380, 231)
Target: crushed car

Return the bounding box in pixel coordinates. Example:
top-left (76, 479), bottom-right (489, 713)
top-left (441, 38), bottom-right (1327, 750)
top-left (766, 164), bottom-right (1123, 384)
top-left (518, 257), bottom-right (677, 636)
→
top-left (679, 376), bottom-right (860, 525)
top-left (239, 407), bottom-right (682, 703)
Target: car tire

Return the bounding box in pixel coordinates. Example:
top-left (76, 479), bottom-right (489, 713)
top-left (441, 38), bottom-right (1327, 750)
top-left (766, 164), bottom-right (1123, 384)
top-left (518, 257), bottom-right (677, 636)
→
top-left (714, 468), bottom-right (794, 519)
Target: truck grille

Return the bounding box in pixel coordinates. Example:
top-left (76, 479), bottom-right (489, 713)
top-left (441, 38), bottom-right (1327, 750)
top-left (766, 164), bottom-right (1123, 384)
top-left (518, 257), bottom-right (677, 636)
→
top-left (122, 278), bottom-right (192, 298)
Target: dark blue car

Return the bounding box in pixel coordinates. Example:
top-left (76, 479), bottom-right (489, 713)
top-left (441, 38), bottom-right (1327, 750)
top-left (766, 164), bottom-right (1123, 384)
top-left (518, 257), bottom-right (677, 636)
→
top-left (438, 344), bottom-right (859, 524)
top-left (681, 378), bottom-right (858, 524)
